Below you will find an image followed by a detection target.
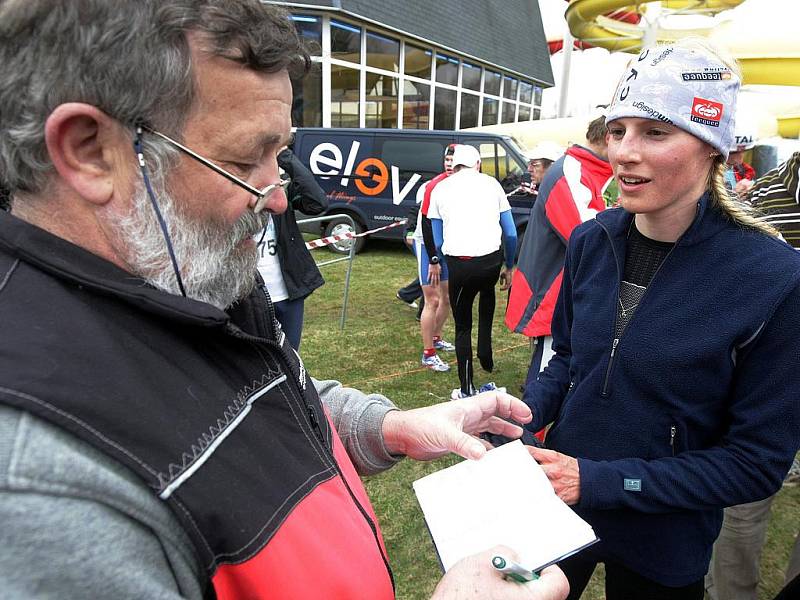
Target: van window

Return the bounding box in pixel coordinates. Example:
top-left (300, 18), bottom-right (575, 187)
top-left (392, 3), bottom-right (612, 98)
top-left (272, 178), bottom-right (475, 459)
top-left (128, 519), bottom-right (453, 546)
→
top-left (476, 143), bottom-right (498, 179)
top-left (377, 138), bottom-right (447, 182)
top-left (498, 144), bottom-right (526, 193)
top-left (470, 141), bottom-right (525, 193)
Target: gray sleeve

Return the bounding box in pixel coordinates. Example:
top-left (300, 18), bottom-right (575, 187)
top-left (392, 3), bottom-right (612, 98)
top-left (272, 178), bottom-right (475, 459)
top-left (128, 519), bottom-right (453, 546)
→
top-left (313, 378), bottom-right (404, 476)
top-left (0, 407), bottom-right (205, 600)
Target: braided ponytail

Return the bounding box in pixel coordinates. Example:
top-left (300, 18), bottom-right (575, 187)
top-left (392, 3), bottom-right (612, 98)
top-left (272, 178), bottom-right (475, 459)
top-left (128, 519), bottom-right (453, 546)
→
top-left (708, 157), bottom-right (778, 237)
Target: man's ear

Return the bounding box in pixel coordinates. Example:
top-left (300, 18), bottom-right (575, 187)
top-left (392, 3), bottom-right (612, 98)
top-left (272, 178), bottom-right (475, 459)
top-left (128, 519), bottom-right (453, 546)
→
top-left (44, 103), bottom-right (129, 206)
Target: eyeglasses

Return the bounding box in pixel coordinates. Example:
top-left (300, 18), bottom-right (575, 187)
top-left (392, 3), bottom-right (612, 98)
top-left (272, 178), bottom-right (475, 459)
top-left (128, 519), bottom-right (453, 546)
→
top-left (136, 124), bottom-right (289, 214)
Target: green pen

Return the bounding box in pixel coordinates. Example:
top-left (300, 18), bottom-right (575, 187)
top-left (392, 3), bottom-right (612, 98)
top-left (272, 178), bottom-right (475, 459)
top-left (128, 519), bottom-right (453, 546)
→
top-left (491, 554), bottom-right (539, 583)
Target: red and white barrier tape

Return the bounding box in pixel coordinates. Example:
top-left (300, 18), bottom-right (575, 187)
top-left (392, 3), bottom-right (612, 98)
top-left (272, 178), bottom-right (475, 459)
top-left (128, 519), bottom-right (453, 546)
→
top-left (305, 218), bottom-right (407, 250)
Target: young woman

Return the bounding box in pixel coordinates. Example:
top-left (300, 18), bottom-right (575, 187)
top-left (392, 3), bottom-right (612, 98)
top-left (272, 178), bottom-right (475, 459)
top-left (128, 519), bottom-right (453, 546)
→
top-left (522, 39), bottom-right (800, 599)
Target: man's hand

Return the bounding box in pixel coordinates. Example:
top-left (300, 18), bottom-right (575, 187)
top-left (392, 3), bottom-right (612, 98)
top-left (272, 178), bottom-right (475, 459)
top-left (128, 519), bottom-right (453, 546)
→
top-left (520, 181), bottom-right (534, 195)
top-left (431, 546), bottom-right (569, 600)
top-left (499, 266), bottom-right (514, 290)
top-left (382, 391), bottom-right (532, 461)
top-left (428, 262), bottom-right (441, 287)
top-left (527, 447), bottom-right (581, 505)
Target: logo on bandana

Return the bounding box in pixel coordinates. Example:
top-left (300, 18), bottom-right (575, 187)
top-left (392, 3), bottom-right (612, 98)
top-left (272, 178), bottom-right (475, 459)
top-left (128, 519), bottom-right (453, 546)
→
top-left (632, 101), bottom-right (673, 124)
top-left (682, 71), bottom-right (732, 82)
top-left (691, 97), bottom-right (724, 127)
top-left (650, 47), bottom-right (673, 67)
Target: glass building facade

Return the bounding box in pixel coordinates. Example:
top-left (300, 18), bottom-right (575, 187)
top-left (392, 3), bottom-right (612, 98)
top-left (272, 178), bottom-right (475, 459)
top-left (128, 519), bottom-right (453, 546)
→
top-left (289, 13), bottom-right (546, 130)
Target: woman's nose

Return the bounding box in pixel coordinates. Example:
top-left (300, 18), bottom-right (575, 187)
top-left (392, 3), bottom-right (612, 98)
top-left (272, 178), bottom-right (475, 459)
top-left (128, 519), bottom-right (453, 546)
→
top-left (612, 134), bottom-right (640, 164)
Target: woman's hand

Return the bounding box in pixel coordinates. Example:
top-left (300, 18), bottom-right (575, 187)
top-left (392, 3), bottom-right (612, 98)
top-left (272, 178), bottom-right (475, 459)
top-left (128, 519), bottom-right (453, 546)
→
top-left (527, 447), bottom-right (581, 505)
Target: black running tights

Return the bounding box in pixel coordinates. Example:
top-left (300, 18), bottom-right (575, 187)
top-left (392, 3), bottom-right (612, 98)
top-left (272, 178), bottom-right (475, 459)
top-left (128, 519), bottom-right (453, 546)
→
top-left (445, 251), bottom-right (502, 396)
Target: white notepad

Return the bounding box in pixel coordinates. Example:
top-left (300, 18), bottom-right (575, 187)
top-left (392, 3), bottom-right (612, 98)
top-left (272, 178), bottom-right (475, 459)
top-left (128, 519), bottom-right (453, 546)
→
top-left (413, 440), bottom-right (598, 573)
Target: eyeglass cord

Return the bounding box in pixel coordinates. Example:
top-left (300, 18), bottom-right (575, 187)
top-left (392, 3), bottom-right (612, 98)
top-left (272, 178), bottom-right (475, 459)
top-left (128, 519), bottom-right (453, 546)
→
top-left (133, 127), bottom-right (187, 298)
top-left (257, 220), bottom-right (269, 246)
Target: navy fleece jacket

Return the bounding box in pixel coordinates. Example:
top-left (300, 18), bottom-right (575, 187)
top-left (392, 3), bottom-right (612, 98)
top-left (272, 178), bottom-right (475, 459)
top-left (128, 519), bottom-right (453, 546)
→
top-left (524, 193), bottom-right (800, 585)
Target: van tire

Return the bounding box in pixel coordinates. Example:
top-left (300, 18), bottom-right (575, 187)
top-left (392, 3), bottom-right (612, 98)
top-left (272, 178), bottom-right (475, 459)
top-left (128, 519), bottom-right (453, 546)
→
top-left (324, 216), bottom-right (366, 254)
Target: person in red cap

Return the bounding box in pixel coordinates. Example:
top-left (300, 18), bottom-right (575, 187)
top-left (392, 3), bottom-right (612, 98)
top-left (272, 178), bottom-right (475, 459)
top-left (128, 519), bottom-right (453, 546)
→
top-left (415, 144), bottom-right (457, 373)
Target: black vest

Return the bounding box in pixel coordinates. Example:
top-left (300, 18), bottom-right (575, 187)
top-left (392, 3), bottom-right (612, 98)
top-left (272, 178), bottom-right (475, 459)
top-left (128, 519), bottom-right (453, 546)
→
top-left (0, 212), bottom-right (388, 596)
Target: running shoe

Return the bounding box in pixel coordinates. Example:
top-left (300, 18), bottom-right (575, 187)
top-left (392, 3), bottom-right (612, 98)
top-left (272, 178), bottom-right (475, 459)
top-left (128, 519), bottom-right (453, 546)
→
top-left (478, 382), bottom-right (507, 394)
top-left (433, 338), bottom-right (455, 352)
top-left (395, 292), bottom-right (418, 310)
top-left (421, 353), bottom-right (450, 372)
top-left (450, 386), bottom-right (476, 400)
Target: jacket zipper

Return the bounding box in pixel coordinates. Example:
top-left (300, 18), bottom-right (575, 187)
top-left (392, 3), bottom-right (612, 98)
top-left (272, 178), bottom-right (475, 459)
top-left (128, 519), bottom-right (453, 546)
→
top-left (598, 218), bottom-right (683, 397)
top-left (306, 405), bottom-right (321, 440)
top-left (600, 221), bottom-right (623, 397)
top-left (601, 338), bottom-right (619, 396)
top-left (227, 290), bottom-right (396, 591)
top-left (670, 425), bottom-right (677, 456)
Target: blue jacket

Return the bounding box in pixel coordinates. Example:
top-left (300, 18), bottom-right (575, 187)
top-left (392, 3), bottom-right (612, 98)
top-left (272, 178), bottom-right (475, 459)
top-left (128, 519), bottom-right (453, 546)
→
top-left (524, 193), bottom-right (800, 585)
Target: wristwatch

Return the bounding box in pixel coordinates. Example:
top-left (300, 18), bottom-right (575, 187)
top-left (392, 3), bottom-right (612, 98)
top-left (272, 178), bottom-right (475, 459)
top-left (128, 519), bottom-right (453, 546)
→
top-left (429, 255), bottom-right (440, 265)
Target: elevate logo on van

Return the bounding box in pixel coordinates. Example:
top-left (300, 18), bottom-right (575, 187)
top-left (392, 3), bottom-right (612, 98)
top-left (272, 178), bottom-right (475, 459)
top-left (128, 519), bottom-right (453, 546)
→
top-left (309, 141), bottom-right (422, 206)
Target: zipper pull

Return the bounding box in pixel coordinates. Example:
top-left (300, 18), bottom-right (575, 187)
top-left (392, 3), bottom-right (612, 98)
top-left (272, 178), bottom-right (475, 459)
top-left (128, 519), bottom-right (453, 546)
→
top-left (601, 338), bottom-right (621, 397)
top-left (670, 425), bottom-right (676, 455)
top-left (307, 405), bottom-right (324, 443)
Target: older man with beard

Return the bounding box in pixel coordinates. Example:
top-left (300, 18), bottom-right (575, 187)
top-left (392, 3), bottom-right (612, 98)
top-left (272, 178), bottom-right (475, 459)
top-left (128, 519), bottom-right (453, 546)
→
top-left (0, 2), bottom-right (569, 600)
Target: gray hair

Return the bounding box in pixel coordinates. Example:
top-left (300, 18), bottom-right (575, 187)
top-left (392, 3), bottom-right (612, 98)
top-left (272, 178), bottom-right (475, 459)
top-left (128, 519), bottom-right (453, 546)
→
top-left (0, 0), bottom-right (309, 198)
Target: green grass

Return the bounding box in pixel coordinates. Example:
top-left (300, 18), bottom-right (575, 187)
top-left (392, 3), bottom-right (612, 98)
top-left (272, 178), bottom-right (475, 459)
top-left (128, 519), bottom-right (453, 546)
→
top-left (300, 240), bottom-right (800, 600)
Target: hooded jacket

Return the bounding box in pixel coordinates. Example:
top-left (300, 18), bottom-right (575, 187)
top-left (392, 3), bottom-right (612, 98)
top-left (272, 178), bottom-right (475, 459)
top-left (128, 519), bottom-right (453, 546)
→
top-left (525, 195), bottom-right (800, 585)
top-left (506, 145), bottom-right (612, 337)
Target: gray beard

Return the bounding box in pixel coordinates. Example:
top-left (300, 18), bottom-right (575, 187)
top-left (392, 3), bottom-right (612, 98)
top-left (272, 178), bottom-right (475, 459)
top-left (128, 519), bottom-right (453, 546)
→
top-left (106, 181), bottom-right (269, 310)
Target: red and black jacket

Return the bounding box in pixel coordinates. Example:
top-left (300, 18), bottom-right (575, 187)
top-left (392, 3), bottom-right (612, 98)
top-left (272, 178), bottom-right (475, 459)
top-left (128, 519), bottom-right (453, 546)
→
top-left (506, 145), bottom-right (612, 337)
top-left (0, 211), bottom-right (394, 599)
